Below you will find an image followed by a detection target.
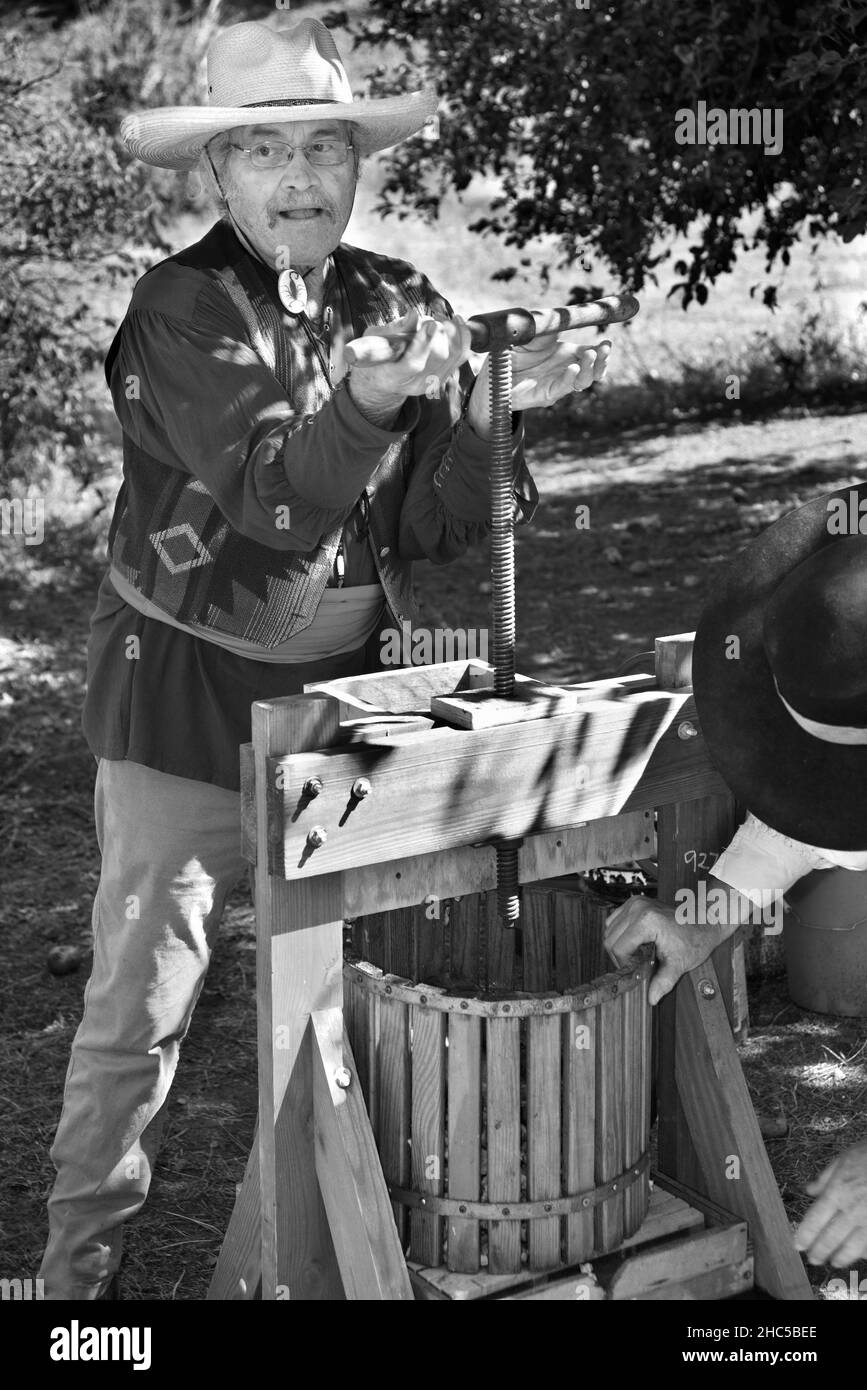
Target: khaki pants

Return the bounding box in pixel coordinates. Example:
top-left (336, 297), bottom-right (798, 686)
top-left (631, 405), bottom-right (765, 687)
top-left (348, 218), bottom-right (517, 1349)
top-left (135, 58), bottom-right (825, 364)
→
top-left (39, 759), bottom-right (247, 1299)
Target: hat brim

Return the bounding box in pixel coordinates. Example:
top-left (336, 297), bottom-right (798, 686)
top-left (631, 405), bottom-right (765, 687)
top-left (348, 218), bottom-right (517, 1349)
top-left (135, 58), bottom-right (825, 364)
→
top-left (692, 482), bottom-right (867, 851)
top-left (120, 90), bottom-right (439, 169)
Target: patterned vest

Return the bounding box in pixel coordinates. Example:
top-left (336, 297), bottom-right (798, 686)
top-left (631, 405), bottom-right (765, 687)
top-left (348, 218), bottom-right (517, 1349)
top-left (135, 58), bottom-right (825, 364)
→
top-left (105, 222), bottom-right (454, 647)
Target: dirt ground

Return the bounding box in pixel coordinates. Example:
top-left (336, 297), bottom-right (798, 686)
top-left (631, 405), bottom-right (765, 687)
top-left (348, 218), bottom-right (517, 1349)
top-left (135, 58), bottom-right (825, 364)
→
top-left (2, 403), bottom-right (867, 1300)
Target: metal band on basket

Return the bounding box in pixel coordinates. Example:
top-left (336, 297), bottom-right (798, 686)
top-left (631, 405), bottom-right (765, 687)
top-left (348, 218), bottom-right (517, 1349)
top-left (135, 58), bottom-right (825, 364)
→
top-left (345, 944), bottom-right (654, 1016)
top-left (387, 1151), bottom-right (651, 1220)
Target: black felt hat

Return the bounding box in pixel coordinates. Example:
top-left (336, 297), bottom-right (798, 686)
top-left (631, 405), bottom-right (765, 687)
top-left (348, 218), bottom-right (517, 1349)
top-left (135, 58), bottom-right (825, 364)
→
top-left (692, 482), bottom-right (867, 851)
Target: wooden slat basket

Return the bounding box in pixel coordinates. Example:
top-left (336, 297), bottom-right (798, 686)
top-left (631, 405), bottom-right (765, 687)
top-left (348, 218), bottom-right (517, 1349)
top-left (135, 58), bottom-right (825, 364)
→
top-left (345, 880), bottom-right (653, 1277)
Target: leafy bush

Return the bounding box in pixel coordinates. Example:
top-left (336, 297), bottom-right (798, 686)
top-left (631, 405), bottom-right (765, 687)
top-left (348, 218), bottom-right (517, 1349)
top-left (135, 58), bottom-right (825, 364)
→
top-left (0, 1), bottom-right (222, 498)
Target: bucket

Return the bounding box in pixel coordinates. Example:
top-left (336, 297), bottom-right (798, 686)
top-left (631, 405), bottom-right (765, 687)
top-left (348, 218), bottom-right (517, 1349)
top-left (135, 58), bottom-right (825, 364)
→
top-left (344, 882), bottom-right (653, 1276)
top-left (784, 866), bottom-right (867, 1017)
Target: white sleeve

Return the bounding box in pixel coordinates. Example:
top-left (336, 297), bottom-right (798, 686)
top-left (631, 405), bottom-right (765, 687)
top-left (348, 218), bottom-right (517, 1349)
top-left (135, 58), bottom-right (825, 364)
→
top-left (710, 812), bottom-right (838, 907)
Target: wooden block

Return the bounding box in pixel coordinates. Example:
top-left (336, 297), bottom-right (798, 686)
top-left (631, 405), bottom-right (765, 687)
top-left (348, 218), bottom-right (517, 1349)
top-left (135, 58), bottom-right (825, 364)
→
top-left (522, 810), bottom-right (654, 892)
top-left (654, 632), bottom-right (696, 692)
top-left (305, 658), bottom-right (492, 716)
top-left (674, 962), bottom-right (812, 1299)
top-left (562, 1006), bottom-right (595, 1263)
top-left (630, 1257), bottom-right (753, 1301)
top-left (431, 673), bottom-right (655, 729)
top-left (502, 1274), bottom-right (607, 1301)
top-left (486, 1016), bottom-right (522, 1274)
top-left (619, 1185), bottom-right (704, 1249)
top-left (376, 989), bottom-right (411, 1244)
top-left (608, 1223), bottom-right (747, 1300)
top-left (271, 689), bottom-right (727, 879)
top-left (310, 1011), bottom-right (413, 1300)
top-left (446, 1013), bottom-right (482, 1272)
top-left (527, 1013), bottom-right (562, 1268)
top-left (409, 995), bottom-right (446, 1266)
top-left (336, 812), bottom-right (654, 920)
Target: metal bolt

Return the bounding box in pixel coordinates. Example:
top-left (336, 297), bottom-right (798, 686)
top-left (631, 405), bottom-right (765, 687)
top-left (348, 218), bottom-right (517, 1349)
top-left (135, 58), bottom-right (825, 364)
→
top-left (544, 1203), bottom-right (553, 1213)
top-left (698, 978), bottom-right (716, 999)
top-left (302, 776), bottom-right (323, 798)
top-left (334, 1067), bottom-right (352, 1090)
top-left (307, 825), bottom-right (327, 848)
top-left (502, 1207), bottom-right (511, 1217)
top-left (544, 1000), bottom-right (553, 1011)
top-left (611, 1182), bottom-right (618, 1192)
top-left (503, 1004), bottom-right (510, 1013)
top-left (583, 995), bottom-right (592, 1006)
top-left (351, 777), bottom-right (372, 799)
top-left (419, 994), bottom-right (427, 1005)
top-left (420, 1198), bottom-right (427, 1207)
top-left (385, 985), bottom-right (392, 995)
top-left (460, 1000), bottom-right (469, 1010)
top-left (459, 1204), bottom-right (467, 1215)
top-left (677, 720), bottom-right (699, 740)
top-left (582, 1197), bottom-right (591, 1209)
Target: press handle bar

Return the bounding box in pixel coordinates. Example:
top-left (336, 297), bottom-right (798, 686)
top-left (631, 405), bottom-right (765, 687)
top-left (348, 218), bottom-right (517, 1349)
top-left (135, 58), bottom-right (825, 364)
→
top-left (343, 291), bottom-right (640, 367)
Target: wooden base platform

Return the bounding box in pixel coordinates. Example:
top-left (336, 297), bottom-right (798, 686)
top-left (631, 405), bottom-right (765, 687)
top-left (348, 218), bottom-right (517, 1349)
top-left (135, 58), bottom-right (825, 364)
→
top-left (408, 1175), bottom-right (753, 1301)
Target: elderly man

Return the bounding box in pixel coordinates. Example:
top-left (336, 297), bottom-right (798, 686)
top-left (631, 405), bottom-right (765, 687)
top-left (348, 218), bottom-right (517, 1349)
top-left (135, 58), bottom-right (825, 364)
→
top-left (605, 488), bottom-right (867, 1274)
top-left (39, 16), bottom-right (611, 1299)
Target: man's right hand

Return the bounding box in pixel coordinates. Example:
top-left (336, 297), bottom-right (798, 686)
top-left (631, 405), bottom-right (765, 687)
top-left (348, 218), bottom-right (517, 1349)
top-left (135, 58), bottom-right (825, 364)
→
top-left (346, 309), bottom-right (472, 426)
top-left (604, 896), bottom-right (726, 1005)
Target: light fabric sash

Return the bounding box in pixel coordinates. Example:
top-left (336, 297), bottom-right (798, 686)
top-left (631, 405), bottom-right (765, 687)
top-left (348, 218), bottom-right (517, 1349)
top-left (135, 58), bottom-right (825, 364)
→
top-left (109, 565), bottom-right (384, 664)
top-left (774, 677), bottom-right (867, 746)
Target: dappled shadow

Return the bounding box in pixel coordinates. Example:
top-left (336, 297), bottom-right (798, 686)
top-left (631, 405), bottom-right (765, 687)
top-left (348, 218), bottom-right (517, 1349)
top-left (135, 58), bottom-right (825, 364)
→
top-left (416, 408), bottom-right (867, 689)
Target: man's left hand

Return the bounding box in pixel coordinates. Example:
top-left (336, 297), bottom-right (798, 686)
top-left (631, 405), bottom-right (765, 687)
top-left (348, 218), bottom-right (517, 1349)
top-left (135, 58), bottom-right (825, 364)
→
top-left (794, 1139), bottom-right (867, 1266)
top-left (509, 334), bottom-right (612, 410)
top-left (466, 334), bottom-right (610, 437)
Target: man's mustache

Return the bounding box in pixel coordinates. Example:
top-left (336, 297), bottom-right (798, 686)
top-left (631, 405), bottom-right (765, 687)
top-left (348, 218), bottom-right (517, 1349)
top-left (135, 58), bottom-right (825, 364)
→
top-left (267, 199), bottom-right (336, 225)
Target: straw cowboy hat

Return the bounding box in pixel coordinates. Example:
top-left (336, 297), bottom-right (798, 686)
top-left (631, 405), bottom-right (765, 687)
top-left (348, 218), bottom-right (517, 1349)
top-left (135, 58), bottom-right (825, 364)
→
top-left (692, 482), bottom-right (867, 851)
top-left (120, 16), bottom-right (439, 170)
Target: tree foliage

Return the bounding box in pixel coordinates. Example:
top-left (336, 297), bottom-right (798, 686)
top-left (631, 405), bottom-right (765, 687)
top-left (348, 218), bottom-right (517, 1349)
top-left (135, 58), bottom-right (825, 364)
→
top-left (335, 0), bottom-right (867, 308)
top-left (0, 0), bottom-right (220, 494)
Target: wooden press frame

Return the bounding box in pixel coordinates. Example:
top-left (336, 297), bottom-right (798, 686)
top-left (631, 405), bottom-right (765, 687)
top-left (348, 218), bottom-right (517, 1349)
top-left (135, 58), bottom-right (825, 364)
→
top-left (207, 634), bottom-right (811, 1302)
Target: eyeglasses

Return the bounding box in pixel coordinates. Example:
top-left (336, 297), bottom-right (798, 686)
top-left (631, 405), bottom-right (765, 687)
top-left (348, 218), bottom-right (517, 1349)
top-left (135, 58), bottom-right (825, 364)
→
top-left (228, 139), bottom-right (354, 170)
